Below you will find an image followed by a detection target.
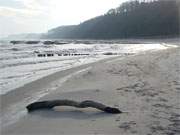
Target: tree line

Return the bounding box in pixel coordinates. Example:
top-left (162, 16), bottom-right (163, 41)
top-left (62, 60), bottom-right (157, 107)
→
top-left (43, 0), bottom-right (180, 39)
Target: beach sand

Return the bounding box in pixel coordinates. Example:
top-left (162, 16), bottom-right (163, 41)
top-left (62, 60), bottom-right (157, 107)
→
top-left (1, 47), bottom-right (180, 135)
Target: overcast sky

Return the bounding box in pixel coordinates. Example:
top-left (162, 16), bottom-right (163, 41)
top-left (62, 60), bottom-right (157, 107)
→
top-left (0, 0), bottom-right (128, 37)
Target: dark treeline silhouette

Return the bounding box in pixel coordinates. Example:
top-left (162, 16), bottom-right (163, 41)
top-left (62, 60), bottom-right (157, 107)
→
top-left (44, 0), bottom-right (180, 39)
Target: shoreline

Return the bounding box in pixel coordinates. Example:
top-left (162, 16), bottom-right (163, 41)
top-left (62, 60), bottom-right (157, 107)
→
top-left (1, 46), bottom-right (180, 135)
top-left (1, 39), bottom-right (179, 95)
top-left (1, 56), bottom-right (120, 127)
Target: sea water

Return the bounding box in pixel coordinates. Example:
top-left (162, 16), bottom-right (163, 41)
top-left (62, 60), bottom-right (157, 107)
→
top-left (0, 40), bottom-right (172, 95)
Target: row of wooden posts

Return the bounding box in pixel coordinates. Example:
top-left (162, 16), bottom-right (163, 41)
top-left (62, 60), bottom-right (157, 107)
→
top-left (37, 53), bottom-right (90, 57)
top-left (37, 52), bottom-right (133, 57)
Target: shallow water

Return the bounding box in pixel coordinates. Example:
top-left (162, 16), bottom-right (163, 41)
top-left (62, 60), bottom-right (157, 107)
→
top-left (0, 40), bottom-right (174, 95)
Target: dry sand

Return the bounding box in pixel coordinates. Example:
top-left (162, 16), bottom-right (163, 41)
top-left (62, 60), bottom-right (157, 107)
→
top-left (1, 47), bottom-right (180, 135)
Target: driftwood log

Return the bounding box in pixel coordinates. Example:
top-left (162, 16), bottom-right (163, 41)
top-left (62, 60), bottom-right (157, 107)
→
top-left (26, 100), bottom-right (122, 114)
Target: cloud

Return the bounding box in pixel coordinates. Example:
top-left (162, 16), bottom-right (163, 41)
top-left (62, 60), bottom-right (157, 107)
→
top-left (0, 2), bottom-right (50, 37)
top-left (14, 0), bottom-right (50, 11)
top-left (0, 0), bottom-right (127, 37)
top-left (0, 6), bottom-right (42, 18)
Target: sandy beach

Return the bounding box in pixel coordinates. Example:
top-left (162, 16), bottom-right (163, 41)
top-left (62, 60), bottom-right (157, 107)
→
top-left (1, 45), bottom-right (180, 135)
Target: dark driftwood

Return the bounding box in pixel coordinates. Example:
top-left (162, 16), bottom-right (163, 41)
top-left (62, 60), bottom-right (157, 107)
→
top-left (26, 100), bottom-right (122, 114)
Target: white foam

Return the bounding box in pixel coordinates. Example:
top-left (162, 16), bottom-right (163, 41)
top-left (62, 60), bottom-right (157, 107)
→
top-left (0, 42), bottom-right (176, 95)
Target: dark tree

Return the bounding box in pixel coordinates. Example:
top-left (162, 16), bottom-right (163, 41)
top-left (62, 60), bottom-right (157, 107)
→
top-left (43, 0), bottom-right (180, 39)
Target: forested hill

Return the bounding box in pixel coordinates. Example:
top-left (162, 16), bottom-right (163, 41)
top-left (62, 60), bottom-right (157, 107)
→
top-left (44, 0), bottom-right (180, 39)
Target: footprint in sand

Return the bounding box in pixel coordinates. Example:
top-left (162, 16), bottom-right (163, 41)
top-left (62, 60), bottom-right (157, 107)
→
top-left (152, 103), bottom-right (172, 109)
top-left (107, 69), bottom-right (122, 75)
top-left (163, 113), bottom-right (180, 135)
top-left (116, 82), bottom-right (146, 92)
top-left (118, 121), bottom-right (137, 131)
top-left (158, 97), bottom-right (168, 102)
top-left (150, 103), bottom-right (180, 134)
top-left (150, 113), bottom-right (180, 135)
top-left (95, 89), bottom-right (100, 92)
top-left (172, 81), bottom-right (180, 91)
